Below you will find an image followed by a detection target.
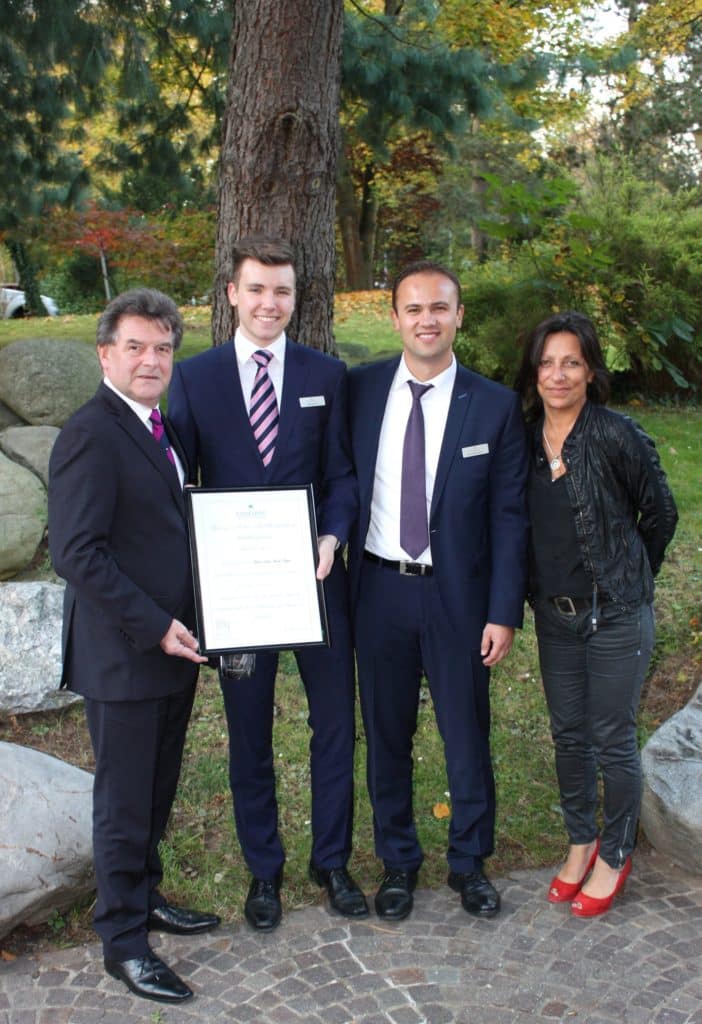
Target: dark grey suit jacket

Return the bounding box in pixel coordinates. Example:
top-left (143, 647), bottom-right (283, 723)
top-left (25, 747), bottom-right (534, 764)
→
top-left (48, 382), bottom-right (198, 701)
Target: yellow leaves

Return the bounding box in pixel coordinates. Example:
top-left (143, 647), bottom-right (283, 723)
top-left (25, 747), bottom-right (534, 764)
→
top-left (432, 802), bottom-right (451, 820)
top-left (335, 290), bottom-right (390, 324)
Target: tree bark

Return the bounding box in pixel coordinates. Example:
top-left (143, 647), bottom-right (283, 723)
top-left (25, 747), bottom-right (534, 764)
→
top-left (6, 239), bottom-right (43, 316)
top-left (470, 117), bottom-right (488, 264)
top-left (337, 150), bottom-right (377, 291)
top-left (213, 0), bottom-right (344, 352)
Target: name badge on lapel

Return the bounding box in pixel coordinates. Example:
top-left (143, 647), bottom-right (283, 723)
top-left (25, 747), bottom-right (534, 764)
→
top-left (462, 443), bottom-right (489, 458)
top-left (299, 395), bottom-right (326, 408)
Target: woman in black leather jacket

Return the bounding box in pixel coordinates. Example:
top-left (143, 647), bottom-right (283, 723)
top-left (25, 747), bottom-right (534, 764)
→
top-left (515, 311), bottom-right (677, 918)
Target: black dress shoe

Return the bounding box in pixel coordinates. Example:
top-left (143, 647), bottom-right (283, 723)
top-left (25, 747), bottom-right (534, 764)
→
top-left (148, 903), bottom-right (221, 935)
top-left (309, 863), bottom-right (370, 918)
top-left (245, 875), bottom-right (282, 931)
top-left (448, 869), bottom-right (501, 918)
top-left (104, 952), bottom-right (193, 1003)
top-left (374, 868), bottom-right (418, 921)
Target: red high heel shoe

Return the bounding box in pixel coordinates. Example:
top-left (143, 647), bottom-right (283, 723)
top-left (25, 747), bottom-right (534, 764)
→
top-left (547, 839), bottom-right (600, 903)
top-left (571, 856), bottom-right (632, 918)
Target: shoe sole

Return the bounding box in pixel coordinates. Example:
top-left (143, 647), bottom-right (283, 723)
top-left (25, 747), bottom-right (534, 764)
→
top-left (462, 903), bottom-right (501, 918)
top-left (328, 902), bottom-right (370, 919)
top-left (374, 904), bottom-right (414, 922)
top-left (147, 921), bottom-right (221, 935)
top-left (244, 912), bottom-right (281, 932)
top-left (105, 965), bottom-right (193, 1003)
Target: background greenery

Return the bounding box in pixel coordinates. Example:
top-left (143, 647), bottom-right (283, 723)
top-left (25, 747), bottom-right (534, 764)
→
top-left (3, 1), bottom-right (702, 392)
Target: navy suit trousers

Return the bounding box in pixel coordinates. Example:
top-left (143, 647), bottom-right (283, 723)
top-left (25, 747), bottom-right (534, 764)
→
top-left (354, 558), bottom-right (495, 874)
top-left (218, 555), bottom-right (356, 879)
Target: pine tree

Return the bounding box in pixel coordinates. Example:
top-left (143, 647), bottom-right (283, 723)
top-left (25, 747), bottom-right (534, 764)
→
top-left (213, 0), bottom-right (344, 352)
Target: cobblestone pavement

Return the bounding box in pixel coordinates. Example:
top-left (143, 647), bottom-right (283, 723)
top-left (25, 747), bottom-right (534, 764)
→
top-left (2, 849), bottom-right (701, 1024)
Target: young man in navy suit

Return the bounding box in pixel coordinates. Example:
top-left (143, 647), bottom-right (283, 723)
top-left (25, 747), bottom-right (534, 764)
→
top-left (348, 262), bottom-right (529, 921)
top-left (168, 237), bottom-right (366, 929)
top-left (48, 289), bottom-right (217, 1005)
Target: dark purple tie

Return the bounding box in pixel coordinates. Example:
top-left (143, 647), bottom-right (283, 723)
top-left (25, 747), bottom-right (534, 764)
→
top-left (400, 380), bottom-right (433, 560)
top-left (250, 350), bottom-right (279, 467)
top-left (149, 408), bottom-right (175, 465)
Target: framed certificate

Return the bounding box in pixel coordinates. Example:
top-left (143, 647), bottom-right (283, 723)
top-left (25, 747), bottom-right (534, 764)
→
top-left (185, 485), bottom-right (329, 655)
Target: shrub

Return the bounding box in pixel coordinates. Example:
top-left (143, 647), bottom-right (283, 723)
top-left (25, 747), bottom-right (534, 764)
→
top-left (457, 157), bottom-right (702, 394)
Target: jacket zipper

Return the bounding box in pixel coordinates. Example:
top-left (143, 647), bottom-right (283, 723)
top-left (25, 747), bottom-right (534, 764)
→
top-left (568, 455), bottom-right (600, 633)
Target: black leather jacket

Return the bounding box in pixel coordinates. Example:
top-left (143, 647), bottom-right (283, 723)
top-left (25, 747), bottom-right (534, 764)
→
top-left (529, 402), bottom-right (678, 609)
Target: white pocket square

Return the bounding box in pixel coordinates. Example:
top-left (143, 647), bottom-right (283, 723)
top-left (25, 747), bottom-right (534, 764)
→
top-left (462, 443), bottom-right (489, 458)
top-left (299, 395), bottom-right (325, 408)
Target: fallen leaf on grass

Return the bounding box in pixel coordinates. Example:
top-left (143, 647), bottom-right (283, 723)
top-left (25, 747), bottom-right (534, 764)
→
top-left (433, 802), bottom-right (450, 819)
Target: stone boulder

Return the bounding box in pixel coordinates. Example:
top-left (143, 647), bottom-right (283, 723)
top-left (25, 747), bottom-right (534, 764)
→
top-left (0, 424), bottom-right (60, 487)
top-left (641, 681), bottom-right (702, 875)
top-left (0, 338), bottom-right (100, 427)
top-left (0, 581), bottom-right (78, 718)
top-left (0, 451), bottom-right (47, 579)
top-left (0, 742), bottom-right (94, 940)
top-left (0, 397), bottom-right (24, 429)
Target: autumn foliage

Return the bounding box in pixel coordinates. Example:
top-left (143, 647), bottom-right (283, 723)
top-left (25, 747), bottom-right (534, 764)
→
top-left (43, 202), bottom-right (215, 307)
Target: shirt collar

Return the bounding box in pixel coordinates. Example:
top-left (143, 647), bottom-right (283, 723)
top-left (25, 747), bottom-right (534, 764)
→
top-left (234, 328), bottom-right (286, 367)
top-left (393, 353), bottom-right (456, 393)
top-left (103, 375), bottom-right (155, 427)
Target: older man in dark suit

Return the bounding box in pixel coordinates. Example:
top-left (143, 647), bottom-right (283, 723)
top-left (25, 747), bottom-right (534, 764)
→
top-left (48, 288), bottom-right (217, 1005)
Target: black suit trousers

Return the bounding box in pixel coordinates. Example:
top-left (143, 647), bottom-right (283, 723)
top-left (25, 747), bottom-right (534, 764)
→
top-left (84, 684), bottom-right (196, 960)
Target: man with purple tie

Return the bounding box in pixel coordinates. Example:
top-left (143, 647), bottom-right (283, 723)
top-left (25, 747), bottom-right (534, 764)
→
top-left (347, 262), bottom-right (529, 921)
top-left (168, 237), bottom-right (366, 930)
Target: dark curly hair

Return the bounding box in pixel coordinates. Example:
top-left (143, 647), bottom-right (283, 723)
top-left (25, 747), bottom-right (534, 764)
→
top-left (515, 310), bottom-right (610, 422)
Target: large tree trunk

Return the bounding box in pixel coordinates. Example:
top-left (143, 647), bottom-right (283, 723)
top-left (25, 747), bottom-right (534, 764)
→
top-left (336, 150), bottom-right (377, 291)
top-left (213, 0), bottom-right (344, 352)
top-left (6, 239), bottom-right (43, 316)
top-left (469, 117), bottom-right (488, 264)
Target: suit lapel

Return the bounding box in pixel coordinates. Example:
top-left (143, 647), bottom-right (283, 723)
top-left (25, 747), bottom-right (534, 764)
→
top-left (359, 358), bottom-right (400, 506)
top-left (99, 383), bottom-right (185, 513)
top-left (212, 341), bottom-right (263, 469)
top-left (273, 339), bottom-right (310, 472)
top-left (163, 413), bottom-right (190, 489)
top-left (431, 365), bottom-right (474, 517)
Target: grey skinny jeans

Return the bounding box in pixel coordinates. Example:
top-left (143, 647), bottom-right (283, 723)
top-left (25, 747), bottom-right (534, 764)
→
top-left (534, 599), bottom-right (655, 869)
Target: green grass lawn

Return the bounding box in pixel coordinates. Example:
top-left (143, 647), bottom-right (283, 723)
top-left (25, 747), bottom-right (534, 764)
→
top-left (0, 292), bottom-right (401, 364)
top-left (2, 300), bottom-right (700, 940)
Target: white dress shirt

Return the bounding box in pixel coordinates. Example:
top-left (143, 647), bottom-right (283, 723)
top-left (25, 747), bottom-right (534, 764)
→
top-left (365, 354), bottom-right (456, 564)
top-left (103, 375), bottom-right (185, 488)
top-left (234, 328), bottom-right (286, 409)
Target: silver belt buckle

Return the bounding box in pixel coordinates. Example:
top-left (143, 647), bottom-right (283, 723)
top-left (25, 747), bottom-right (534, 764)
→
top-left (400, 561), bottom-right (427, 576)
top-left (554, 596), bottom-right (577, 616)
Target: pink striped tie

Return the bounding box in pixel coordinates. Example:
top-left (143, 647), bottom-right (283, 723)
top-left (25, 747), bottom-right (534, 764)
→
top-left (250, 349), bottom-right (279, 467)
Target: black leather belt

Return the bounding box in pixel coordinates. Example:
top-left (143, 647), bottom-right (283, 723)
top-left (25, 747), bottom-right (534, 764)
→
top-left (549, 595), bottom-right (591, 616)
top-left (363, 550), bottom-right (433, 577)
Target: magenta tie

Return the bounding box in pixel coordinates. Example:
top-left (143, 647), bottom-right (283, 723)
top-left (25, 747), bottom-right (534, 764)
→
top-left (149, 408), bottom-right (176, 465)
top-left (250, 350), bottom-right (279, 467)
top-left (400, 381), bottom-right (433, 559)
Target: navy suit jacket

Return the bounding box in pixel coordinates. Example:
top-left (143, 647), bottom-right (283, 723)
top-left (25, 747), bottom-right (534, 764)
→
top-left (168, 338), bottom-right (357, 543)
top-left (348, 357), bottom-right (529, 644)
top-left (48, 383), bottom-right (198, 701)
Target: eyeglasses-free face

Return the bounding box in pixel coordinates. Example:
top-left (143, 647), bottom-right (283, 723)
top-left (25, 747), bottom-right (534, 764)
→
top-left (537, 331), bottom-right (594, 417)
